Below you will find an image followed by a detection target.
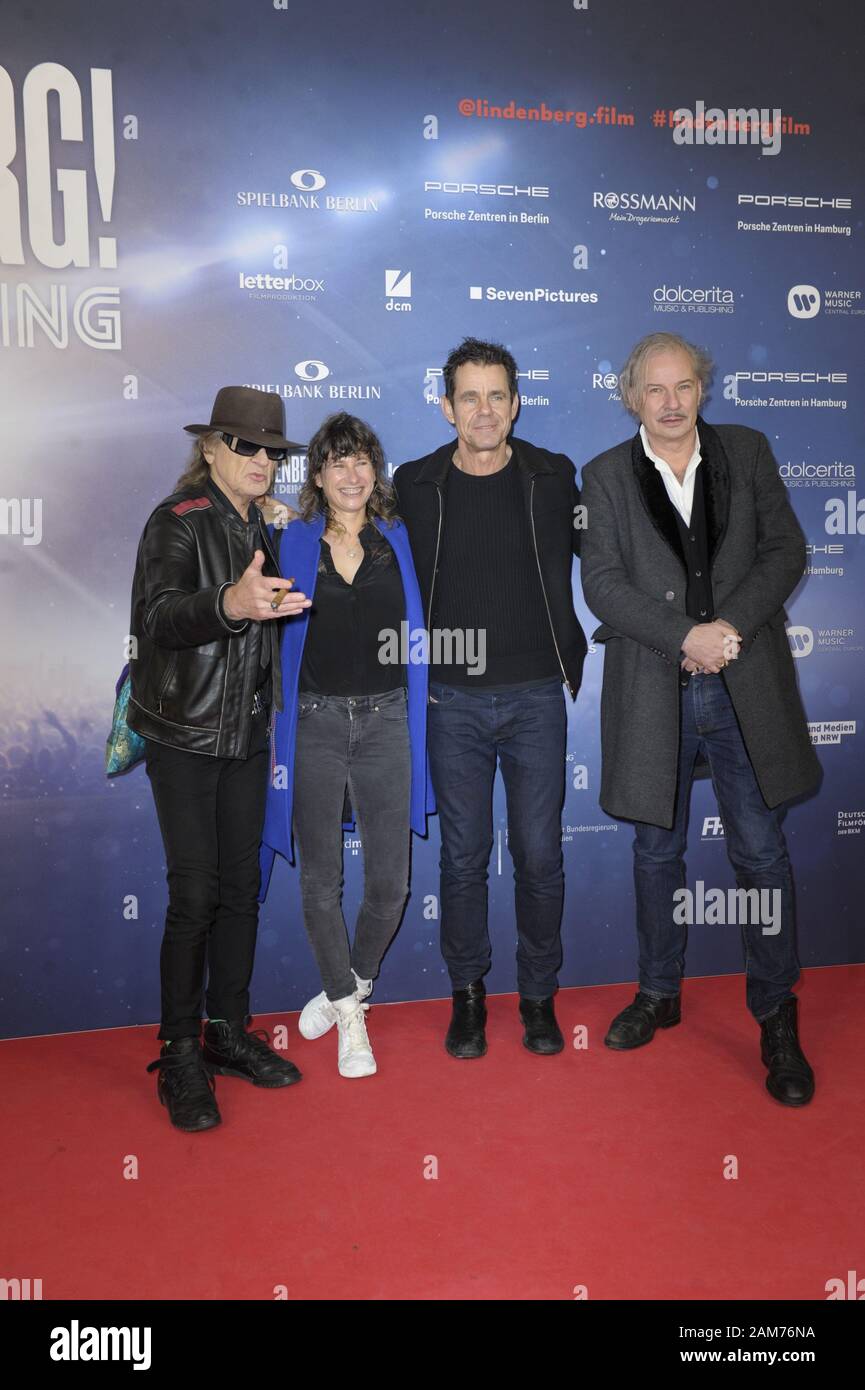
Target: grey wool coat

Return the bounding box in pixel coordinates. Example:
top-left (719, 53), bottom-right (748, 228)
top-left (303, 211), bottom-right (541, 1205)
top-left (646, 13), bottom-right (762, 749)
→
top-left (580, 419), bottom-right (821, 828)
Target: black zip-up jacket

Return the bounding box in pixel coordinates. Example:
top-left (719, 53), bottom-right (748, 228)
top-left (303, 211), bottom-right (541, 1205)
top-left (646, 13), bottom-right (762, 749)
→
top-left (393, 436), bottom-right (586, 699)
top-left (127, 476), bottom-right (283, 757)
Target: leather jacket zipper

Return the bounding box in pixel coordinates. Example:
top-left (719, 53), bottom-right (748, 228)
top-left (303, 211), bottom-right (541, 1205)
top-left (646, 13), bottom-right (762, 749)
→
top-left (529, 476), bottom-right (573, 697)
top-left (156, 653), bottom-right (177, 714)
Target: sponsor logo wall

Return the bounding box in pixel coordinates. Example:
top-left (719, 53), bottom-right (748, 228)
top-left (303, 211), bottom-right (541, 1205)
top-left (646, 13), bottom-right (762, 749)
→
top-left (0, 0), bottom-right (861, 1037)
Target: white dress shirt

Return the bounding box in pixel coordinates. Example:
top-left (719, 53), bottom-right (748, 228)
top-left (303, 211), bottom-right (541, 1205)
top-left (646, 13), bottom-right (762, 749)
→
top-left (640, 425), bottom-right (702, 526)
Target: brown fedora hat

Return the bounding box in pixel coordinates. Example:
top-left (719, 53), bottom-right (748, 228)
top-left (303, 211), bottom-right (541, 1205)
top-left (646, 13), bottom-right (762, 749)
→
top-left (184, 386), bottom-right (305, 451)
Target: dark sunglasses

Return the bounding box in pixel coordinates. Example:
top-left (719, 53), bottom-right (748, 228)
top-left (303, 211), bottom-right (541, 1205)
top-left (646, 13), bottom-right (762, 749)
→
top-left (220, 432), bottom-right (287, 463)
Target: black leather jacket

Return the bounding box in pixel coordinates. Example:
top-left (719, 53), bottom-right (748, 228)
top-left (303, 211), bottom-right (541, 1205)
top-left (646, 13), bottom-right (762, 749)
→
top-left (127, 476), bottom-right (283, 757)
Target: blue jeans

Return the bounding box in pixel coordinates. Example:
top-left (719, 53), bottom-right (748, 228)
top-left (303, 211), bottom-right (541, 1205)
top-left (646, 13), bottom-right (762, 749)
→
top-left (427, 679), bottom-right (567, 996)
top-left (633, 673), bottom-right (799, 1021)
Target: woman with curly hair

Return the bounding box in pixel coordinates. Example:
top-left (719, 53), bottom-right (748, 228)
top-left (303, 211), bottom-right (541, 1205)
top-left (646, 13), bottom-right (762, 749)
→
top-left (261, 413), bottom-right (434, 1078)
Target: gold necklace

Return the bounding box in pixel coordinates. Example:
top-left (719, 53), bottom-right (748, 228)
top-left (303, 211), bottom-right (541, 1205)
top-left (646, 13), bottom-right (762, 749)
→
top-left (328, 528), bottom-right (362, 560)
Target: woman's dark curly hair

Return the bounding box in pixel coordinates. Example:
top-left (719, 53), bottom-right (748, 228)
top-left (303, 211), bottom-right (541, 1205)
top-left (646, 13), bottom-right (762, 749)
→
top-left (298, 413), bottom-right (398, 529)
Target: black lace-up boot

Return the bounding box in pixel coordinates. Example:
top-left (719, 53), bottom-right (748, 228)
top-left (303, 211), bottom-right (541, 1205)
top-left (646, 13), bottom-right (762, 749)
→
top-left (760, 997), bottom-right (814, 1106)
top-left (146, 1037), bottom-right (221, 1132)
top-left (202, 1018), bottom-right (302, 1088)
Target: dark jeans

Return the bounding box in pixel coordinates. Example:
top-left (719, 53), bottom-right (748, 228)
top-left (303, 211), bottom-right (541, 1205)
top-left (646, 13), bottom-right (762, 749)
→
top-left (427, 678), bottom-right (567, 996)
top-left (633, 672), bottom-right (800, 1021)
top-left (292, 686), bottom-right (411, 1002)
top-left (144, 707), bottom-right (270, 1041)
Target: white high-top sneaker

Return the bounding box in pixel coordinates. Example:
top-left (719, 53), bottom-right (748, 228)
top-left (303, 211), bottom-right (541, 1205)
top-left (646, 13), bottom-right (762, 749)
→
top-left (332, 994), bottom-right (377, 1078)
top-left (298, 971), bottom-right (372, 1040)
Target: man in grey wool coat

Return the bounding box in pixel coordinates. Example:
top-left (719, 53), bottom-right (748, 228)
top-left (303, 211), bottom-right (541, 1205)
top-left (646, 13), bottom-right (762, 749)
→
top-left (580, 331), bottom-right (821, 1106)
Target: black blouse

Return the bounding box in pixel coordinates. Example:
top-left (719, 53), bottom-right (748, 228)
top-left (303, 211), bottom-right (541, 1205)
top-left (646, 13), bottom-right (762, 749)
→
top-left (298, 523), bottom-right (407, 696)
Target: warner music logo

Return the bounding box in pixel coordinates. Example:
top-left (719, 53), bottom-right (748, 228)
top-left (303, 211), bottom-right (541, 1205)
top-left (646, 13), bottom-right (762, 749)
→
top-left (237, 169), bottom-right (379, 214)
top-left (424, 180), bottom-right (549, 198)
top-left (812, 626), bottom-right (862, 654)
top-left (781, 460), bottom-right (855, 488)
top-left (787, 625), bottom-right (813, 658)
top-left (653, 283), bottom-right (735, 314)
top-left (593, 190), bottom-right (696, 225)
top-left (788, 284), bottom-right (821, 318)
top-left (823, 288), bottom-right (864, 315)
top-left (787, 285), bottom-right (863, 318)
top-left (785, 621), bottom-right (859, 656)
top-left (469, 284), bottom-right (599, 305)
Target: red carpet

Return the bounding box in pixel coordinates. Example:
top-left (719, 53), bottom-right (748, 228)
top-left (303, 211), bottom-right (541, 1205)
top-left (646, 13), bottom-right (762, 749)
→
top-left (1, 966), bottom-right (862, 1301)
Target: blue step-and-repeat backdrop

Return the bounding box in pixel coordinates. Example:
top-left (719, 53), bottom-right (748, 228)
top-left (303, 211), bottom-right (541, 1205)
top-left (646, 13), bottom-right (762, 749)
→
top-left (1, 0), bottom-right (862, 1037)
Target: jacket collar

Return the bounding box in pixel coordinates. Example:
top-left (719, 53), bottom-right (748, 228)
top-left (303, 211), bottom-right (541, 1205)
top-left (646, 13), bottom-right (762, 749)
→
top-left (203, 475), bottom-right (285, 575)
top-left (413, 435), bottom-right (555, 485)
top-left (204, 475), bottom-right (261, 530)
top-left (630, 416), bottom-right (730, 565)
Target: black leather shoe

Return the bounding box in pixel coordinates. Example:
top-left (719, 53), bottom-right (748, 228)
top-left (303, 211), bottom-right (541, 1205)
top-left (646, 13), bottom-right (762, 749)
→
top-left (445, 981), bottom-right (487, 1058)
top-left (519, 996), bottom-right (564, 1054)
top-left (202, 1018), bottom-right (302, 1088)
top-left (604, 991), bottom-right (681, 1050)
top-left (146, 1036), bottom-right (221, 1132)
top-left (760, 997), bottom-right (814, 1106)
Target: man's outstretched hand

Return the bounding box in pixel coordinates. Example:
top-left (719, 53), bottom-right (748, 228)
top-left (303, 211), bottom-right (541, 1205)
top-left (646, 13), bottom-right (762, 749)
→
top-left (222, 551), bottom-right (311, 621)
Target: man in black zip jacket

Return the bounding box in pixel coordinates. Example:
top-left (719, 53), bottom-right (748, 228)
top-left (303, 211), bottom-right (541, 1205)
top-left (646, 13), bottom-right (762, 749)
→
top-left (393, 338), bottom-right (586, 1058)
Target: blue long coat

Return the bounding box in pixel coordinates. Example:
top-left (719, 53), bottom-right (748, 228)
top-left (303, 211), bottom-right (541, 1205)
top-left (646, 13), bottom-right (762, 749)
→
top-left (258, 513), bottom-right (435, 898)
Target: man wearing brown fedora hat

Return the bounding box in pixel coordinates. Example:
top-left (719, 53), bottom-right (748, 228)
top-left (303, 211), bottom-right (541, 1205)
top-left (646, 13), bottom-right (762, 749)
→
top-left (128, 387), bottom-right (310, 1131)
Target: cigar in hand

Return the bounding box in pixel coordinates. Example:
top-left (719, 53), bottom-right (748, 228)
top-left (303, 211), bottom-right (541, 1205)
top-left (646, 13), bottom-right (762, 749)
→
top-left (270, 577), bottom-right (295, 611)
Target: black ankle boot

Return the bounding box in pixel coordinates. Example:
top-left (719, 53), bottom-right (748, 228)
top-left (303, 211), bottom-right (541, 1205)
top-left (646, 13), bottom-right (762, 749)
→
top-left (146, 1036), bottom-right (221, 1132)
top-left (604, 991), bottom-right (681, 1050)
top-left (445, 981), bottom-right (487, 1059)
top-left (202, 1017), bottom-right (302, 1088)
top-left (519, 996), bottom-right (564, 1054)
top-left (760, 997), bottom-right (814, 1106)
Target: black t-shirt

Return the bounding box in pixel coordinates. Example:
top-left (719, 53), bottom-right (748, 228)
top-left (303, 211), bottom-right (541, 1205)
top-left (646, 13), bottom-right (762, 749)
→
top-left (299, 523), bottom-right (406, 696)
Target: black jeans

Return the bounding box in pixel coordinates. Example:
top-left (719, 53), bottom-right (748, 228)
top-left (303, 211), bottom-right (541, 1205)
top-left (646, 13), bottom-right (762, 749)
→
top-left (144, 707), bottom-right (270, 1040)
top-left (292, 686), bottom-right (411, 1001)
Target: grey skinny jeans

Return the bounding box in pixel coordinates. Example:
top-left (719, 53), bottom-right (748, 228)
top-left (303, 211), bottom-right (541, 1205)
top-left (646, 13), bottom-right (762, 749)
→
top-left (292, 686), bottom-right (411, 1001)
